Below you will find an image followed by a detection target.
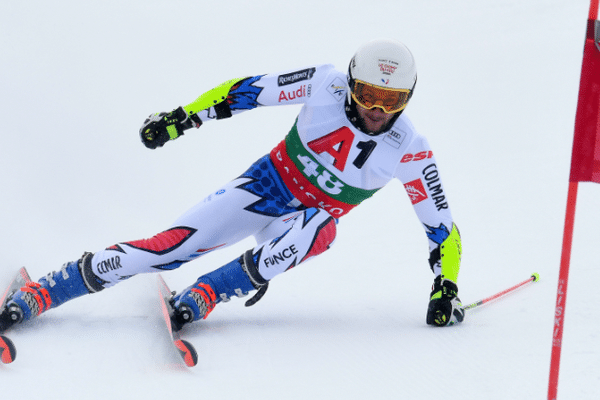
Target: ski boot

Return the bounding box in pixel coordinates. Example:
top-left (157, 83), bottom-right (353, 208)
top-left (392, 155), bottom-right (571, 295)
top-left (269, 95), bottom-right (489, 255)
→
top-left (0, 253), bottom-right (103, 330)
top-left (170, 250), bottom-right (268, 331)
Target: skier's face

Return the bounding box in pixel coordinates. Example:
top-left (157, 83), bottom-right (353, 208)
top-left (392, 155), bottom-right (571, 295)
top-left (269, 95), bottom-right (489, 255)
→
top-left (355, 104), bottom-right (397, 134)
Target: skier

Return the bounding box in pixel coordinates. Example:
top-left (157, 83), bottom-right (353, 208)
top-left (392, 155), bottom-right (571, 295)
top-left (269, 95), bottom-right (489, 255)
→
top-left (0, 39), bottom-right (464, 333)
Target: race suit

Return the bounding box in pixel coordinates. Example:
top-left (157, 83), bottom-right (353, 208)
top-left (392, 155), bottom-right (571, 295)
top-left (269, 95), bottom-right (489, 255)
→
top-left (88, 64), bottom-right (460, 289)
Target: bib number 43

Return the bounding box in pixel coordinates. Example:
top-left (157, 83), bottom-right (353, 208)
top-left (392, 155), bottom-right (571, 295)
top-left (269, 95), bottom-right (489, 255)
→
top-left (296, 155), bottom-right (344, 195)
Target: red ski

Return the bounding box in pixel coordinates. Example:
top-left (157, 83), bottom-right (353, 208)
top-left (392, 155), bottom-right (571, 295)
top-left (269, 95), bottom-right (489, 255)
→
top-left (0, 267), bottom-right (32, 364)
top-left (157, 274), bottom-right (198, 367)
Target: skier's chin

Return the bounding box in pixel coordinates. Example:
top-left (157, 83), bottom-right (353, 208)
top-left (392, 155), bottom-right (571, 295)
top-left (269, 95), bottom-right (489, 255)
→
top-left (356, 105), bottom-right (394, 135)
top-left (359, 116), bottom-right (388, 135)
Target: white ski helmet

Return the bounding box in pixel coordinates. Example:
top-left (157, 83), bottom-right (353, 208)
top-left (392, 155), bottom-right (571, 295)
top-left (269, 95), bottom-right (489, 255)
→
top-left (347, 39), bottom-right (417, 117)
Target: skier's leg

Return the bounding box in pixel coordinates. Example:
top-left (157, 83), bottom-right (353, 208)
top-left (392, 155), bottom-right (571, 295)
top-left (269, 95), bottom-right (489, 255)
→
top-left (88, 176), bottom-right (280, 289)
top-left (2, 184), bottom-right (267, 327)
top-left (86, 154), bottom-right (300, 289)
top-left (1, 155), bottom-right (300, 328)
top-left (170, 207), bottom-right (337, 329)
top-left (2, 184), bottom-right (272, 327)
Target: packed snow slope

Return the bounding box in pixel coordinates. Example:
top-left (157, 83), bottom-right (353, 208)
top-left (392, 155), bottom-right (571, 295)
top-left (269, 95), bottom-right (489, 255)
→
top-left (0, 1), bottom-right (598, 399)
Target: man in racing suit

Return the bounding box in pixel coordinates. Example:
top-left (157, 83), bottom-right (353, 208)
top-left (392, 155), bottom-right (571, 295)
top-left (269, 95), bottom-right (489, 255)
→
top-left (1, 39), bottom-right (464, 333)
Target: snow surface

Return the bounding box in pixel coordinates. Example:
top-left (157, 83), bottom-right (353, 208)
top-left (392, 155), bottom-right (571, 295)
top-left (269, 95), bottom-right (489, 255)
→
top-left (1, 0), bottom-right (598, 398)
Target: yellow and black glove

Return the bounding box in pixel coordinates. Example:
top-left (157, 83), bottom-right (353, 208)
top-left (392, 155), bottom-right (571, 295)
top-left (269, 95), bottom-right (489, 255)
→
top-left (139, 107), bottom-right (201, 149)
top-left (426, 275), bottom-right (464, 326)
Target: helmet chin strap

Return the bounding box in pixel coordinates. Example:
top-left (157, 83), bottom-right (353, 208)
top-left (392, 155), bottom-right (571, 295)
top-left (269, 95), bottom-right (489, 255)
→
top-left (344, 97), bottom-right (402, 136)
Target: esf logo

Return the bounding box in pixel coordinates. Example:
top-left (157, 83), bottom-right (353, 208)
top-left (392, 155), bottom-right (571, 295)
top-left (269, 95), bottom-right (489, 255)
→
top-left (401, 151), bottom-right (434, 163)
top-left (263, 245), bottom-right (299, 268)
top-left (279, 85), bottom-right (311, 102)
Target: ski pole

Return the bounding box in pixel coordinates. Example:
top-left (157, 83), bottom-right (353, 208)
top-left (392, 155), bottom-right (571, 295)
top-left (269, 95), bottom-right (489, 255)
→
top-left (462, 273), bottom-right (540, 311)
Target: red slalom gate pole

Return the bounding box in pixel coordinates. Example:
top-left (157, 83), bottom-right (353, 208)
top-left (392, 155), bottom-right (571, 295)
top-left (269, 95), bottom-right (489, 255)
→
top-left (548, 182), bottom-right (578, 400)
top-left (549, 0), bottom-right (600, 397)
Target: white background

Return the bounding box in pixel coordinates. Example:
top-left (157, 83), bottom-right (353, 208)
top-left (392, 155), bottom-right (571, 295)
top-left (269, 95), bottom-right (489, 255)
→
top-left (1, 1), bottom-right (598, 399)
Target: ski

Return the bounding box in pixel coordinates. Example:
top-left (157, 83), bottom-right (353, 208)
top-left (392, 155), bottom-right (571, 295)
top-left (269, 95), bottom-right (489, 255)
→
top-left (0, 335), bottom-right (16, 364)
top-left (0, 267), bottom-right (32, 364)
top-left (157, 274), bottom-right (198, 367)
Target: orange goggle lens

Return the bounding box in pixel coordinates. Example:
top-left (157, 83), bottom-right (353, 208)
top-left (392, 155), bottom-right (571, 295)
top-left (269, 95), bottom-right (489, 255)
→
top-left (351, 80), bottom-right (411, 113)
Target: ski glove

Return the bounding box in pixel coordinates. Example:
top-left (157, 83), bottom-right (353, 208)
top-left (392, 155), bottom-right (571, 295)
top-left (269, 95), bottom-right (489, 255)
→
top-left (139, 107), bottom-right (201, 149)
top-left (426, 275), bottom-right (465, 327)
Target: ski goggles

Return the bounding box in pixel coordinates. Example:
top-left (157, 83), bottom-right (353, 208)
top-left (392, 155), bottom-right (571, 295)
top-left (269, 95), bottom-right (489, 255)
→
top-left (350, 80), bottom-right (412, 114)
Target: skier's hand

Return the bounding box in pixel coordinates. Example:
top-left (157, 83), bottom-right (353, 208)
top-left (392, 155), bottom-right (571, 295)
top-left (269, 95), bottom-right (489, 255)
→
top-left (426, 275), bottom-right (464, 327)
top-left (139, 107), bottom-right (201, 149)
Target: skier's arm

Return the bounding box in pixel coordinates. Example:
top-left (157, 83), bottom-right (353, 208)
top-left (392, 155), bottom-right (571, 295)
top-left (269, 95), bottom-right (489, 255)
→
top-left (139, 76), bottom-right (260, 149)
top-left (394, 137), bottom-right (464, 326)
top-left (140, 65), bottom-right (334, 149)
